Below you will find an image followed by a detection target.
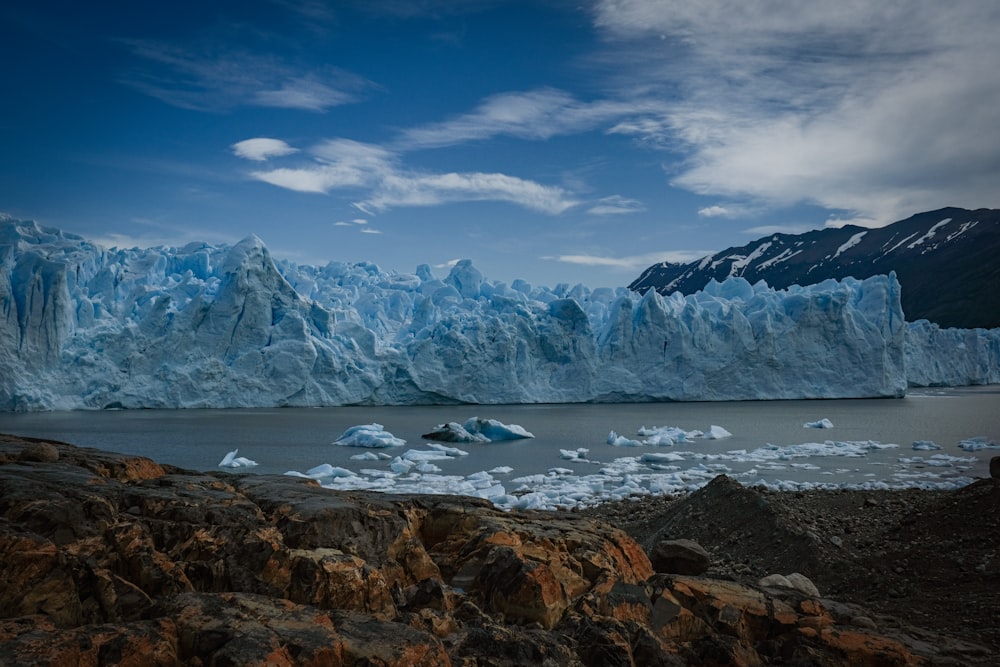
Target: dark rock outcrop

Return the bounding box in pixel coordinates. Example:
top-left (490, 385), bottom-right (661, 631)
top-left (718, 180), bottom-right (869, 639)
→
top-left (0, 434), bottom-right (988, 665)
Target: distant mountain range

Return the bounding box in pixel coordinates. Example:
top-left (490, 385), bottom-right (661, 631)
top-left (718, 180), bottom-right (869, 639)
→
top-left (630, 207), bottom-right (1000, 329)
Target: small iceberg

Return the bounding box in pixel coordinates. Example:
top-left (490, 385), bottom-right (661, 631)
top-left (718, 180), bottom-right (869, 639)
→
top-left (804, 419), bottom-right (834, 429)
top-left (333, 423), bottom-right (406, 448)
top-left (703, 425), bottom-right (733, 440)
top-left (958, 436), bottom-right (1000, 452)
top-left (422, 417), bottom-right (534, 443)
top-left (607, 431), bottom-right (644, 447)
top-left (912, 440), bottom-right (942, 451)
top-left (218, 449), bottom-right (258, 468)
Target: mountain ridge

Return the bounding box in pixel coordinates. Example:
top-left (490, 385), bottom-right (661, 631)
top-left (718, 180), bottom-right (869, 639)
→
top-left (629, 207), bottom-right (1000, 329)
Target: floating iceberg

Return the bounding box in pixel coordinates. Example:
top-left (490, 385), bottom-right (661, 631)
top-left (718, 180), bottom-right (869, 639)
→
top-left (0, 217), bottom-right (996, 411)
top-left (804, 419), bottom-right (834, 429)
top-left (958, 437), bottom-right (1000, 452)
top-left (422, 417), bottom-right (534, 443)
top-left (912, 440), bottom-right (942, 451)
top-left (218, 449), bottom-right (258, 468)
top-left (333, 424), bottom-right (406, 448)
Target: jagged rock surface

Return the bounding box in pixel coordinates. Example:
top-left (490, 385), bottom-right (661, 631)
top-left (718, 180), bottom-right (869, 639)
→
top-left (1, 433), bottom-right (990, 666)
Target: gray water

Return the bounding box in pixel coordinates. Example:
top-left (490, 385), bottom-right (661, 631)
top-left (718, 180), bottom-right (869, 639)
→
top-left (1, 386), bottom-right (998, 488)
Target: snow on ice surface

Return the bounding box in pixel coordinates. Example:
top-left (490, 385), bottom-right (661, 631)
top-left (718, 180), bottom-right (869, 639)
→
top-left (18, 217), bottom-right (999, 411)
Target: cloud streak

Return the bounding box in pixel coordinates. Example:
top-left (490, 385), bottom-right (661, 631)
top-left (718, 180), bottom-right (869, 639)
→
top-left (544, 249), bottom-right (712, 272)
top-left (120, 39), bottom-right (371, 112)
top-left (245, 138), bottom-right (579, 215)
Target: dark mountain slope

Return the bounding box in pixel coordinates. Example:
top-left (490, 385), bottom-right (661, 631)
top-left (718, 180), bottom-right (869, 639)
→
top-left (630, 207), bottom-right (1000, 328)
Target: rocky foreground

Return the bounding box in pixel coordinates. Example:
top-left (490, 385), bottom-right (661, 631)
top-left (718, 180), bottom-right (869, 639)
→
top-left (1, 433), bottom-right (996, 666)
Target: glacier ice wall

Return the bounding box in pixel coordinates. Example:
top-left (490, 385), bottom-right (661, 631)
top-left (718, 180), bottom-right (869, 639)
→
top-left (0, 215), bottom-right (963, 411)
top-left (905, 320), bottom-right (1000, 387)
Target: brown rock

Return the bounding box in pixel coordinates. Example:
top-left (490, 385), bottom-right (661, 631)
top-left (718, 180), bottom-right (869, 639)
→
top-left (19, 441), bottom-right (59, 462)
top-left (0, 434), bottom-right (992, 666)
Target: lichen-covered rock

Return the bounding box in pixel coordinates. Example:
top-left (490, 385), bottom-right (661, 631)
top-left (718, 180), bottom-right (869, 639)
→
top-left (0, 435), bottom-right (989, 666)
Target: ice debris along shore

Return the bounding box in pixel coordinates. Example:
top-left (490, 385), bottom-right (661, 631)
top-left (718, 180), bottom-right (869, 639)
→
top-left (3, 217), bottom-right (999, 411)
top-left (277, 421), bottom-right (993, 511)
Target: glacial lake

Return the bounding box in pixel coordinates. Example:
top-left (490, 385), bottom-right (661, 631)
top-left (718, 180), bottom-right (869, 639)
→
top-left (2, 386), bottom-right (998, 509)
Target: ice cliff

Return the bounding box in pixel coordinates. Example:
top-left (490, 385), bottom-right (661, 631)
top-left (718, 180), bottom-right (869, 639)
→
top-left (0, 216), bottom-right (994, 411)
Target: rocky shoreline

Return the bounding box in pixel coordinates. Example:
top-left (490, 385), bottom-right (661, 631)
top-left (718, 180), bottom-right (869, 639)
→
top-left (1, 432), bottom-right (996, 665)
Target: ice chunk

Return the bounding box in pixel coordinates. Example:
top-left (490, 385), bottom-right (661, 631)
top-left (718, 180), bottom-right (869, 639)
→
top-left (804, 419), bottom-right (834, 429)
top-left (703, 425), bottom-right (733, 439)
top-left (422, 418), bottom-right (534, 443)
top-left (333, 423), bottom-right (406, 448)
top-left (421, 422), bottom-right (489, 443)
top-left (911, 440), bottom-right (941, 451)
top-left (463, 417), bottom-right (534, 441)
top-left (607, 431), bottom-right (643, 447)
top-left (218, 449), bottom-right (258, 468)
top-left (958, 437), bottom-right (1000, 451)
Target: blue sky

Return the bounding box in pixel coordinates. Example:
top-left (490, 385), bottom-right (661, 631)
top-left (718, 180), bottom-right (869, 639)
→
top-left (2, 1), bottom-right (999, 289)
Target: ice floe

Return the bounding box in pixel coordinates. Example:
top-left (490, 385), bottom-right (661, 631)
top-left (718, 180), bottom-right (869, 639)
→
top-left (218, 449), bottom-right (258, 468)
top-left (333, 423), bottom-right (406, 448)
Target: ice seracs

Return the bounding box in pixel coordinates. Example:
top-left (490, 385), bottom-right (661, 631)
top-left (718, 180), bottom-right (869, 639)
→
top-left (0, 216), bottom-right (997, 411)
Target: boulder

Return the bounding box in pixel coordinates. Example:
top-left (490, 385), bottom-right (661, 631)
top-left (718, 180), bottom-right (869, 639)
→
top-left (648, 538), bottom-right (711, 575)
top-left (990, 456), bottom-right (1000, 479)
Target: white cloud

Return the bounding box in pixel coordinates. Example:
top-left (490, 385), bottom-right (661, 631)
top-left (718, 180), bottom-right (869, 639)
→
top-left (544, 249), bottom-right (712, 272)
top-left (592, 0), bottom-right (1000, 225)
top-left (587, 195), bottom-right (645, 216)
top-left (232, 138), bottom-right (299, 161)
top-left (397, 88), bottom-right (653, 150)
top-left (697, 205), bottom-right (751, 219)
top-left (246, 137), bottom-right (579, 214)
top-left (252, 76), bottom-right (359, 111)
top-left (359, 227), bottom-right (383, 234)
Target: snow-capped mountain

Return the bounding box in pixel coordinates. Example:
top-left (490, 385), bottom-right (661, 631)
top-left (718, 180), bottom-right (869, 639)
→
top-left (1, 215), bottom-right (997, 411)
top-left (630, 208), bottom-right (1000, 329)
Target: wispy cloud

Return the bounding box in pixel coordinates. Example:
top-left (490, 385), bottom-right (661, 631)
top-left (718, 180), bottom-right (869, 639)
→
top-left (592, 0), bottom-right (1000, 225)
top-left (543, 249), bottom-right (712, 272)
top-left (587, 195), bottom-right (645, 216)
top-left (120, 39), bottom-right (371, 112)
top-left (396, 88), bottom-right (655, 150)
top-left (246, 137), bottom-right (580, 214)
top-left (232, 138), bottom-right (299, 161)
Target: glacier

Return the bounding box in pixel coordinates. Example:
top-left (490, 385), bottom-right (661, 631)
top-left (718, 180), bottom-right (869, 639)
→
top-left (0, 215), bottom-right (997, 412)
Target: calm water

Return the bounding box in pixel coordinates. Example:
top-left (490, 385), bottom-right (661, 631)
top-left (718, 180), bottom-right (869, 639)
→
top-left (1, 386), bottom-right (998, 488)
